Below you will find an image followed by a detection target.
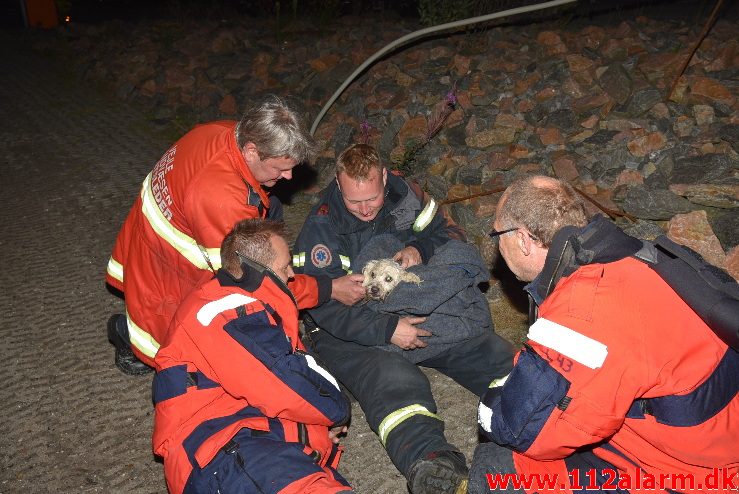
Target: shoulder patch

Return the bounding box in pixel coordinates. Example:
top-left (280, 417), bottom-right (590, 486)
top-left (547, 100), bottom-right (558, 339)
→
top-left (317, 204), bottom-right (329, 216)
top-left (311, 244), bottom-right (333, 268)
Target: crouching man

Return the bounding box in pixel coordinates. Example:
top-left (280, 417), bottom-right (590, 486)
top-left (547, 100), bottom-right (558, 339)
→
top-left (471, 175), bottom-right (738, 494)
top-left (152, 219), bottom-right (354, 494)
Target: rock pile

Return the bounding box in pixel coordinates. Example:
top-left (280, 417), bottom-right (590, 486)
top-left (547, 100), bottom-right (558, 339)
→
top-left (44, 10), bottom-right (738, 279)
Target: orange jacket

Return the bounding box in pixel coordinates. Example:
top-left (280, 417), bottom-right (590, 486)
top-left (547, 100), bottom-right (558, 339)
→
top-left (481, 256), bottom-right (738, 493)
top-left (153, 266), bottom-right (350, 494)
top-left (106, 121), bottom-right (326, 366)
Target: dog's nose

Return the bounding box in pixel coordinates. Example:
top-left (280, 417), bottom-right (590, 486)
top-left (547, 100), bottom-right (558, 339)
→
top-left (369, 286), bottom-right (379, 296)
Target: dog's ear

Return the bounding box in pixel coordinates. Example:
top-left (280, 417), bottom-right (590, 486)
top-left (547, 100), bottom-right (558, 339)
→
top-left (400, 271), bottom-right (422, 284)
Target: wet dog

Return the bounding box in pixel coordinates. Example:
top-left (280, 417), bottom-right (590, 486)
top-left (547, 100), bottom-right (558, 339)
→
top-left (362, 259), bottom-right (422, 301)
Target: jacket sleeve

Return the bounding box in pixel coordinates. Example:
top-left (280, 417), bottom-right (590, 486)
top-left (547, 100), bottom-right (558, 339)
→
top-left (478, 319), bottom-right (635, 460)
top-left (405, 181), bottom-right (464, 263)
top-left (294, 215), bottom-right (398, 345)
top-left (195, 308), bottom-right (350, 428)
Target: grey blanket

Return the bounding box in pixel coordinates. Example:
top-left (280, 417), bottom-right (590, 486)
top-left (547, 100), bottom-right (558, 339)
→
top-left (353, 234), bottom-right (494, 363)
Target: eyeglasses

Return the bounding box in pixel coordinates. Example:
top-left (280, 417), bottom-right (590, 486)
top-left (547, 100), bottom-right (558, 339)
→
top-left (488, 227), bottom-right (518, 239)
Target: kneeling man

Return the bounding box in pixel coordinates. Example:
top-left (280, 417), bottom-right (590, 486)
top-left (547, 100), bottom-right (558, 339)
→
top-left (152, 219), bottom-right (354, 494)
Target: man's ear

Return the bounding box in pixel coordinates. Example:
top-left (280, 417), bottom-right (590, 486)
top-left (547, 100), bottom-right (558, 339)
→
top-left (382, 167), bottom-right (387, 187)
top-left (241, 142), bottom-right (259, 162)
top-left (517, 229), bottom-right (532, 256)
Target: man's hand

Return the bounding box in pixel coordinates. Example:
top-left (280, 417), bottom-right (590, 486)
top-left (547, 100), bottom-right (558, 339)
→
top-left (329, 425), bottom-right (348, 444)
top-left (330, 273), bottom-right (365, 305)
top-left (390, 316), bottom-right (430, 350)
top-left (393, 246), bottom-right (422, 268)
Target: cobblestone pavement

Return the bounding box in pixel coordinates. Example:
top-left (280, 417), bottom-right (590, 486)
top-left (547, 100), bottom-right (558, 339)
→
top-left (0, 29), bottom-right (483, 493)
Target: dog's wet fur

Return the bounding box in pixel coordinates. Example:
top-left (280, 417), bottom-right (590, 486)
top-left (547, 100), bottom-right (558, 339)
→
top-left (361, 259), bottom-right (422, 301)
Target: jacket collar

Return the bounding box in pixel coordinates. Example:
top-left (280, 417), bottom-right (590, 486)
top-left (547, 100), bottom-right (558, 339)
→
top-left (216, 258), bottom-right (296, 307)
top-left (228, 121), bottom-right (270, 209)
top-left (525, 215), bottom-right (644, 305)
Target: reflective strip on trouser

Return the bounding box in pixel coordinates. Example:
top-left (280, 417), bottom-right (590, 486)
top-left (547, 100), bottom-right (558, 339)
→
top-left (413, 198), bottom-right (438, 232)
top-left (107, 256), bottom-right (124, 283)
top-left (126, 312), bottom-right (160, 359)
top-left (293, 252), bottom-right (306, 268)
top-left (140, 172), bottom-right (221, 270)
top-left (339, 255), bottom-right (352, 274)
top-left (378, 404), bottom-right (440, 446)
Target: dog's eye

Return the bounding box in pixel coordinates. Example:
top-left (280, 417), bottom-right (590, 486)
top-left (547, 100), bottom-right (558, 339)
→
top-left (370, 272), bottom-right (376, 279)
top-left (385, 276), bottom-right (393, 283)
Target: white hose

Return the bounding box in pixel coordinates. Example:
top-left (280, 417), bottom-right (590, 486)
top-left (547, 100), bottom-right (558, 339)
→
top-left (310, 0), bottom-right (578, 135)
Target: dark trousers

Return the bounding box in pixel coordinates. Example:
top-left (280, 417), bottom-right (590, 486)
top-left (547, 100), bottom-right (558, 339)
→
top-left (183, 428), bottom-right (353, 494)
top-left (309, 329), bottom-right (513, 476)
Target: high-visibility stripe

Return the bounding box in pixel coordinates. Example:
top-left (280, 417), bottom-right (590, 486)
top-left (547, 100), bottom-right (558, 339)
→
top-left (340, 255), bottom-right (352, 274)
top-left (107, 257), bottom-right (124, 283)
top-left (197, 293), bottom-right (257, 326)
top-left (528, 318), bottom-right (608, 369)
top-left (139, 173), bottom-right (222, 271)
top-left (293, 252), bottom-right (306, 267)
top-left (126, 312), bottom-right (160, 359)
top-left (378, 404), bottom-right (440, 446)
top-left (478, 402), bottom-right (493, 433)
top-left (488, 373), bottom-right (510, 388)
top-left (304, 354), bottom-right (340, 390)
top-left (413, 198), bottom-right (438, 232)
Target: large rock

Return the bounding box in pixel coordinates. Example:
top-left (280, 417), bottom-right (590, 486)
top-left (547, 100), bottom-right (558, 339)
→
top-left (666, 210), bottom-right (727, 268)
top-left (598, 63), bottom-right (632, 105)
top-left (621, 185), bottom-right (693, 220)
top-left (669, 183), bottom-right (739, 209)
top-left (671, 154), bottom-right (739, 185)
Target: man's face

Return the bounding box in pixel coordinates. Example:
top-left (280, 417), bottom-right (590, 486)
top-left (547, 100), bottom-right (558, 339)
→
top-left (269, 235), bottom-right (295, 284)
top-left (337, 167), bottom-right (387, 222)
top-left (243, 143), bottom-right (298, 187)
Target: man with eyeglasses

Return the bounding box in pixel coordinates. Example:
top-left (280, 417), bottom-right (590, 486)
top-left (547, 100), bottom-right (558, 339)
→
top-left (470, 175), bottom-right (738, 494)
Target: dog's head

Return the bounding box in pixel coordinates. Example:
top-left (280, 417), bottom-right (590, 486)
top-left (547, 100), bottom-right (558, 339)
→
top-left (361, 259), bottom-right (422, 301)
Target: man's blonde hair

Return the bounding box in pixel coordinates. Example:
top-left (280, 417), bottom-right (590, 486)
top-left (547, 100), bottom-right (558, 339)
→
top-left (335, 144), bottom-right (382, 181)
top-left (498, 175), bottom-right (588, 247)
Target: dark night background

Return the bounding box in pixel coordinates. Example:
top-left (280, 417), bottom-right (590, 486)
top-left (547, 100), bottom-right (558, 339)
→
top-left (3, 0), bottom-right (737, 27)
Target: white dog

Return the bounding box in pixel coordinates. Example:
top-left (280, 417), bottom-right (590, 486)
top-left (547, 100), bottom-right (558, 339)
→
top-left (361, 259), bottom-right (422, 301)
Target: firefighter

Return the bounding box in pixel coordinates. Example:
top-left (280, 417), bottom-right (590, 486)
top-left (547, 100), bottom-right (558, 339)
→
top-left (471, 175), bottom-right (739, 494)
top-left (293, 144), bottom-right (514, 494)
top-left (105, 95), bottom-right (364, 375)
top-left (152, 219), bottom-right (354, 494)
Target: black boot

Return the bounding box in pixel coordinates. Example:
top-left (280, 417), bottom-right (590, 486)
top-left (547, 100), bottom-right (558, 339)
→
top-left (107, 314), bottom-right (153, 375)
top-left (407, 450), bottom-right (469, 494)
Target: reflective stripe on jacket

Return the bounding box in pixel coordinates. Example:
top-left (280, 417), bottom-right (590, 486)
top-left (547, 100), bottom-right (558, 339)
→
top-left (105, 121), bottom-right (322, 365)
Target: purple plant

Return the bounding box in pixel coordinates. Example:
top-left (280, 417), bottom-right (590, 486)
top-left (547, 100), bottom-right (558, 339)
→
top-left (359, 119), bottom-right (374, 144)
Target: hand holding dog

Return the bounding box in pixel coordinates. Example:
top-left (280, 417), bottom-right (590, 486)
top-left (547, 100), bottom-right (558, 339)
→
top-left (331, 274), bottom-right (366, 305)
top-left (391, 316), bottom-right (430, 350)
top-left (392, 246), bottom-right (422, 268)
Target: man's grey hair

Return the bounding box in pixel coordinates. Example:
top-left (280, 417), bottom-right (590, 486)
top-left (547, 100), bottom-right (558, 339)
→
top-left (498, 175), bottom-right (588, 247)
top-left (221, 219), bottom-right (288, 278)
top-left (235, 95), bottom-right (316, 163)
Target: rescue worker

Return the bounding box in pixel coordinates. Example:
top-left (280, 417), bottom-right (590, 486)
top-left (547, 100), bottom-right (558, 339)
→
top-left (153, 219), bottom-right (354, 494)
top-left (293, 144), bottom-right (514, 494)
top-left (105, 95), bottom-right (364, 375)
top-left (471, 175), bottom-right (739, 494)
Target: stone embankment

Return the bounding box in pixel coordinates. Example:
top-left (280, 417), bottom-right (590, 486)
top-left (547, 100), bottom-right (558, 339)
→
top-left (41, 10), bottom-right (738, 279)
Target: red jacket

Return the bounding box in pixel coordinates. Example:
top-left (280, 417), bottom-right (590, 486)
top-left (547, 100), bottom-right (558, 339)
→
top-left (106, 122), bottom-right (326, 365)
top-left (153, 266), bottom-right (350, 494)
top-left (480, 219), bottom-right (738, 494)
